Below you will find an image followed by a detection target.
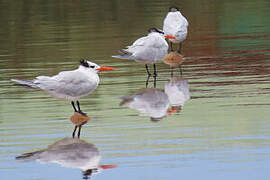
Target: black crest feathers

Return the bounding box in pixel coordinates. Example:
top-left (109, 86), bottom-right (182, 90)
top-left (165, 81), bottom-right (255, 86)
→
top-left (80, 59), bottom-right (89, 67)
top-left (169, 6), bottom-right (179, 12)
top-left (148, 27), bottom-right (164, 34)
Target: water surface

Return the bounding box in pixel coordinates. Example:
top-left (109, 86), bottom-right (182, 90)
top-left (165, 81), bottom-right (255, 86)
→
top-left (0, 0), bottom-right (270, 180)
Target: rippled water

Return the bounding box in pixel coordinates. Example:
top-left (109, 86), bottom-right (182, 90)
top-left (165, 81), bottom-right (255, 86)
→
top-left (1, 0), bottom-right (270, 180)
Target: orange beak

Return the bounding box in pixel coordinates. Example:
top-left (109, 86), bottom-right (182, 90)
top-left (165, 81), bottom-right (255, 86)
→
top-left (97, 66), bottom-right (116, 71)
top-left (98, 164), bottom-right (118, 169)
top-left (165, 35), bottom-right (177, 39)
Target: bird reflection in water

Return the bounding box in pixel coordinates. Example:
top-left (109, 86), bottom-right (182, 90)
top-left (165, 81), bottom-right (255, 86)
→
top-left (165, 76), bottom-right (190, 115)
top-left (16, 137), bottom-right (117, 179)
top-left (120, 75), bottom-right (190, 121)
top-left (120, 86), bottom-right (170, 122)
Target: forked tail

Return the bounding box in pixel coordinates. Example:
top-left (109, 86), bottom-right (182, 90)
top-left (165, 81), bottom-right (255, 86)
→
top-left (15, 150), bottom-right (45, 161)
top-left (112, 54), bottom-right (134, 60)
top-left (11, 78), bottom-right (39, 89)
top-left (112, 49), bottom-right (135, 60)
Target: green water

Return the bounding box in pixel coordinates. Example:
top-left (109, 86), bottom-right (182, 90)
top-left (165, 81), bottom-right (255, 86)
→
top-left (0, 0), bottom-right (270, 180)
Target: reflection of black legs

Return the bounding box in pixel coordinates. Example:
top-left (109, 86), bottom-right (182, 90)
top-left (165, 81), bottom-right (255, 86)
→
top-left (145, 64), bottom-right (157, 77)
top-left (153, 76), bottom-right (156, 88)
top-left (170, 42), bottom-right (173, 52)
top-left (171, 67), bottom-right (174, 77)
top-left (72, 126), bottom-right (77, 138)
top-left (78, 125), bottom-right (82, 138)
top-left (145, 64), bottom-right (157, 88)
top-left (145, 73), bottom-right (157, 88)
top-left (153, 64), bottom-right (157, 77)
top-left (145, 64), bottom-right (151, 76)
top-left (72, 125), bottom-right (82, 138)
top-left (179, 66), bottom-right (183, 76)
top-left (71, 101), bottom-right (77, 112)
top-left (145, 75), bottom-right (157, 88)
top-left (146, 75), bottom-right (150, 88)
top-left (178, 43), bottom-right (182, 53)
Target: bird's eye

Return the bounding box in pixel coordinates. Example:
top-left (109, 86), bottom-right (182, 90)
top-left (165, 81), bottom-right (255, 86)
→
top-left (90, 65), bottom-right (95, 68)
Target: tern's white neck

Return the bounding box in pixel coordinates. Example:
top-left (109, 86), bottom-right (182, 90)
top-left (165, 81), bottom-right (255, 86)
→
top-left (77, 65), bottom-right (100, 88)
top-left (148, 32), bottom-right (164, 39)
top-left (78, 65), bottom-right (98, 74)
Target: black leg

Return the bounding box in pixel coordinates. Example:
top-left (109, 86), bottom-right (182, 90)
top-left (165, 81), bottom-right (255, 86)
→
top-left (77, 101), bottom-right (86, 116)
top-left (153, 76), bottom-right (157, 88)
top-left (178, 43), bottom-right (182, 53)
top-left (171, 67), bottom-right (174, 77)
top-left (78, 125), bottom-right (82, 138)
top-left (72, 126), bottom-right (77, 138)
top-left (71, 101), bottom-right (77, 112)
top-left (145, 64), bottom-right (151, 76)
top-left (76, 101), bottom-right (81, 112)
top-left (179, 65), bottom-right (183, 76)
top-left (170, 42), bottom-right (173, 52)
top-left (153, 64), bottom-right (157, 77)
top-left (146, 75), bottom-right (150, 88)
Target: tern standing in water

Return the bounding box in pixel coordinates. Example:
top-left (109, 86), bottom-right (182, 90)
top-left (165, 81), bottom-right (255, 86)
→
top-left (112, 28), bottom-right (176, 77)
top-left (163, 6), bottom-right (189, 53)
top-left (11, 60), bottom-right (115, 115)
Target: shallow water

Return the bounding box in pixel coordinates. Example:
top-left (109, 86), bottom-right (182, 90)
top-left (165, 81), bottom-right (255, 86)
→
top-left (1, 0), bottom-right (270, 180)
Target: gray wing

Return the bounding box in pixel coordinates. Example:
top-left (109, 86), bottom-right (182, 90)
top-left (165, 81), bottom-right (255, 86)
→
top-left (34, 70), bottom-right (97, 98)
top-left (112, 34), bottom-right (168, 62)
top-left (127, 34), bottom-right (168, 61)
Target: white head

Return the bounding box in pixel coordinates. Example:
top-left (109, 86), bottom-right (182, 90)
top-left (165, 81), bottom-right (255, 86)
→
top-left (80, 60), bottom-right (100, 72)
top-left (148, 27), bottom-right (176, 40)
top-left (147, 28), bottom-right (177, 40)
top-left (79, 59), bottom-right (115, 72)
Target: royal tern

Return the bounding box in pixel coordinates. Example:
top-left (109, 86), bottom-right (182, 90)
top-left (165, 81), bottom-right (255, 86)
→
top-left (163, 6), bottom-right (189, 53)
top-left (16, 137), bottom-right (117, 179)
top-left (112, 27), bottom-right (176, 77)
top-left (11, 60), bottom-right (115, 115)
top-left (163, 51), bottom-right (184, 76)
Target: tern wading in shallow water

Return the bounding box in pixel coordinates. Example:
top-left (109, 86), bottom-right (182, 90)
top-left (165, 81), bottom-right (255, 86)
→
top-left (163, 6), bottom-right (189, 53)
top-left (112, 27), bottom-right (176, 77)
top-left (11, 60), bottom-right (115, 115)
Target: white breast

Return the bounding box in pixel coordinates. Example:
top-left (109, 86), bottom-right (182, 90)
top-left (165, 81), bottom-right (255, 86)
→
top-left (164, 78), bottom-right (190, 106)
top-left (163, 11), bottom-right (189, 43)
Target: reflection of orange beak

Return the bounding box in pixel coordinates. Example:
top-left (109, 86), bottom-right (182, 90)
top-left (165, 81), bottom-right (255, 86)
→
top-left (97, 67), bottom-right (116, 71)
top-left (167, 106), bottom-right (181, 115)
top-left (99, 164), bottom-right (118, 169)
top-left (165, 35), bottom-right (177, 39)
